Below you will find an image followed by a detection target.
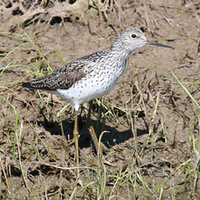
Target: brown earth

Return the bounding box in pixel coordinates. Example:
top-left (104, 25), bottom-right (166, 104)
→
top-left (0, 0), bottom-right (200, 199)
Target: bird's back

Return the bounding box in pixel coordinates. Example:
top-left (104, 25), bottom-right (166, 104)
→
top-left (22, 51), bottom-right (109, 91)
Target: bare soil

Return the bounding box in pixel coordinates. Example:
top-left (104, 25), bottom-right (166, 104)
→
top-left (0, 0), bottom-right (200, 199)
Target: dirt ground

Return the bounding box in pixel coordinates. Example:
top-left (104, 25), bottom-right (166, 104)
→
top-left (0, 0), bottom-right (200, 199)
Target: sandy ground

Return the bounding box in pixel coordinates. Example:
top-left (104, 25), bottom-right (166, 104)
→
top-left (0, 0), bottom-right (200, 199)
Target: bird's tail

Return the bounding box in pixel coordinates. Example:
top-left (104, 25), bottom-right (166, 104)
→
top-left (22, 76), bottom-right (54, 90)
top-left (22, 82), bottom-right (34, 89)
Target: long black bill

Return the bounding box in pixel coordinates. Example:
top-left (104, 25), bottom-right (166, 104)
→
top-left (147, 39), bottom-right (174, 49)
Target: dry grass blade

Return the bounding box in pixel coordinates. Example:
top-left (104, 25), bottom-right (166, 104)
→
top-left (0, 157), bottom-right (10, 191)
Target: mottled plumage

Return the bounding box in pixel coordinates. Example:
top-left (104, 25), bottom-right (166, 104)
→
top-left (23, 51), bottom-right (108, 90)
top-left (23, 28), bottom-right (173, 110)
top-left (22, 27), bottom-right (174, 179)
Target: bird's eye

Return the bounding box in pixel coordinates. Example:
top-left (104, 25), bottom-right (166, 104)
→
top-left (131, 34), bottom-right (137, 38)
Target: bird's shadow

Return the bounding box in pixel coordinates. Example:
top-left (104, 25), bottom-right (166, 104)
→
top-left (38, 117), bottom-right (148, 149)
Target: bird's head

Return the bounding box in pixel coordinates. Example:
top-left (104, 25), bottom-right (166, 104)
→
top-left (111, 27), bottom-right (174, 52)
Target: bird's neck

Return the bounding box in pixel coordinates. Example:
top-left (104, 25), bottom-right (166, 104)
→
top-left (109, 48), bottom-right (132, 65)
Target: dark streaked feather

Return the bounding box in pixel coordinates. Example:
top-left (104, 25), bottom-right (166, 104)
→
top-left (22, 51), bottom-right (108, 90)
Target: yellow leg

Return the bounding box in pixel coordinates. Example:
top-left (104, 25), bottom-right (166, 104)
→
top-left (73, 110), bottom-right (80, 179)
top-left (87, 101), bottom-right (103, 164)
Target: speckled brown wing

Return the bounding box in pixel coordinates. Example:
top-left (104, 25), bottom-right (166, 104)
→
top-left (22, 61), bottom-right (86, 90)
top-left (22, 51), bottom-right (108, 90)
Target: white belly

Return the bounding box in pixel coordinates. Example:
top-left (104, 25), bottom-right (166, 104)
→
top-left (53, 73), bottom-right (120, 111)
